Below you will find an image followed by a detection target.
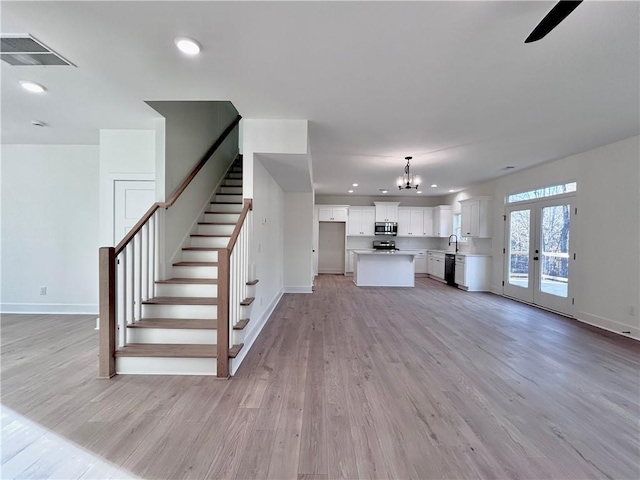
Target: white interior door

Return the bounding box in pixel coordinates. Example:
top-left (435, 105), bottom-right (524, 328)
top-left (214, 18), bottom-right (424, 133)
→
top-left (504, 196), bottom-right (575, 315)
top-left (114, 180), bottom-right (155, 244)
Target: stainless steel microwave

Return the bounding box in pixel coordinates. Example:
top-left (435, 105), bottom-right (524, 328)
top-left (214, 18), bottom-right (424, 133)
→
top-left (374, 222), bottom-right (397, 236)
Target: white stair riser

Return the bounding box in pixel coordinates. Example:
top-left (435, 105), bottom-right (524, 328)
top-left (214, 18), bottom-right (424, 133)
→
top-left (142, 304), bottom-right (217, 319)
top-left (191, 237), bottom-right (230, 248)
top-left (215, 194), bottom-right (242, 203)
top-left (171, 265), bottom-right (217, 278)
top-left (222, 179), bottom-right (242, 187)
top-left (227, 173), bottom-right (242, 179)
top-left (155, 283), bottom-right (217, 297)
top-left (208, 204), bottom-right (242, 213)
top-left (219, 186), bottom-right (243, 195)
top-left (116, 357), bottom-right (217, 375)
top-left (204, 213), bottom-right (240, 223)
top-left (197, 224), bottom-right (235, 236)
top-left (181, 250), bottom-right (219, 262)
top-left (127, 327), bottom-right (217, 344)
top-left (232, 329), bottom-right (245, 345)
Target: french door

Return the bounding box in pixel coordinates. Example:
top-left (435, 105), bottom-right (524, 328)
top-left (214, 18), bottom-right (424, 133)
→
top-left (504, 196), bottom-right (575, 315)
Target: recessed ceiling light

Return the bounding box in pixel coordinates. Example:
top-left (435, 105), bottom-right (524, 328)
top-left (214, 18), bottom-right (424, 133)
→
top-left (417, 191), bottom-right (422, 194)
top-left (381, 190), bottom-right (388, 194)
top-left (504, 165), bottom-right (516, 170)
top-left (449, 189), bottom-right (455, 193)
top-left (31, 120), bottom-right (46, 127)
top-left (19, 80), bottom-right (46, 93)
top-left (430, 184), bottom-right (437, 188)
top-left (348, 190), bottom-right (354, 193)
top-left (174, 37), bottom-right (201, 55)
top-left (352, 183), bottom-right (358, 187)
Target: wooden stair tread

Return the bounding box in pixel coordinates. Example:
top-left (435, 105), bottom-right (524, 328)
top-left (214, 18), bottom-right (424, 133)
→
top-left (127, 318), bottom-right (217, 329)
top-left (181, 247), bottom-right (225, 252)
top-left (198, 222), bottom-right (237, 225)
top-left (190, 234), bottom-right (231, 238)
top-left (116, 344), bottom-right (218, 358)
top-left (156, 278), bottom-right (217, 285)
top-left (116, 343), bottom-right (243, 358)
top-left (246, 279), bottom-right (259, 286)
top-left (234, 318), bottom-right (249, 330)
top-left (211, 201), bottom-right (242, 205)
top-left (240, 297), bottom-right (255, 306)
top-left (173, 261), bottom-right (218, 266)
top-left (142, 296), bottom-right (218, 305)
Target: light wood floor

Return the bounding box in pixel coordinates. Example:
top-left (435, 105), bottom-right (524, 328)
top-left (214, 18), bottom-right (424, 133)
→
top-left (1, 275), bottom-right (639, 479)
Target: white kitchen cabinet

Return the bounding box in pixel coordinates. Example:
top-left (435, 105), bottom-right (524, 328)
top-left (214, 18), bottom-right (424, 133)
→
top-left (427, 251), bottom-right (446, 281)
top-left (459, 197), bottom-right (492, 237)
top-left (318, 205), bottom-right (348, 222)
top-left (413, 250), bottom-right (427, 274)
top-left (433, 205), bottom-right (453, 237)
top-left (422, 207), bottom-right (433, 236)
top-left (398, 207), bottom-right (426, 237)
top-left (348, 207), bottom-right (375, 236)
top-left (374, 202), bottom-right (400, 223)
top-left (455, 254), bottom-right (491, 291)
top-left (346, 250), bottom-right (355, 273)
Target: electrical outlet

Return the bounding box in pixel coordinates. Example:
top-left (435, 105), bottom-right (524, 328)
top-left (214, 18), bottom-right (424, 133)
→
top-left (629, 305), bottom-right (636, 316)
top-left (260, 297), bottom-right (263, 306)
top-left (40, 286), bottom-right (47, 295)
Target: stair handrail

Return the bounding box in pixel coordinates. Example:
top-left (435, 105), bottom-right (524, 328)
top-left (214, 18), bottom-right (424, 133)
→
top-left (114, 114), bottom-right (242, 256)
top-left (216, 198), bottom-right (253, 378)
top-left (99, 114), bottom-right (241, 378)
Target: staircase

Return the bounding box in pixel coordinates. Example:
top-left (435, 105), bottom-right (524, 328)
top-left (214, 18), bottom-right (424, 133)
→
top-left (114, 157), bottom-right (256, 376)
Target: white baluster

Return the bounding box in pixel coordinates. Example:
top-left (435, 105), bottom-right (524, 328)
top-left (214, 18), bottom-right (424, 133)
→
top-left (135, 232), bottom-right (142, 321)
top-left (118, 251), bottom-right (127, 347)
top-left (141, 223), bottom-right (148, 302)
top-left (127, 242), bottom-right (135, 324)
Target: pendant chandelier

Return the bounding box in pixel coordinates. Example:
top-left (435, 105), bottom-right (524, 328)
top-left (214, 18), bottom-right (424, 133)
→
top-left (397, 156), bottom-right (421, 190)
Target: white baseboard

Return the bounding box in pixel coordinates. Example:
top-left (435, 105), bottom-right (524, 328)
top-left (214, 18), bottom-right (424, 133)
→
top-left (0, 303), bottom-right (98, 315)
top-left (230, 289), bottom-right (283, 376)
top-left (284, 285), bottom-right (313, 293)
top-left (576, 311), bottom-right (640, 341)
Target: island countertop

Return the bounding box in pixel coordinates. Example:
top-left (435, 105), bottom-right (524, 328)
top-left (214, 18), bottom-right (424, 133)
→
top-left (353, 250), bottom-right (417, 256)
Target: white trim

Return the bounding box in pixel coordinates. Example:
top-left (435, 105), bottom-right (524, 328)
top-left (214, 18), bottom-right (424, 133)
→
top-left (576, 311), bottom-right (640, 341)
top-left (284, 285), bottom-right (313, 293)
top-left (1, 303), bottom-right (98, 314)
top-left (230, 289), bottom-right (283, 376)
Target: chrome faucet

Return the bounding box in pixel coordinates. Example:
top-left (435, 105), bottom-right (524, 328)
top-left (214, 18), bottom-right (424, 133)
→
top-left (448, 234), bottom-right (459, 253)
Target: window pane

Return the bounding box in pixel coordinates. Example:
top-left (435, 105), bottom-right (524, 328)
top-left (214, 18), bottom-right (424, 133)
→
top-left (508, 210), bottom-right (530, 288)
top-left (540, 205), bottom-right (570, 297)
top-left (508, 182), bottom-right (577, 203)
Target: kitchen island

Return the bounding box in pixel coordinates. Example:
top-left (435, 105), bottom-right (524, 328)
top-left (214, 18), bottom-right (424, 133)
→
top-left (353, 250), bottom-right (417, 287)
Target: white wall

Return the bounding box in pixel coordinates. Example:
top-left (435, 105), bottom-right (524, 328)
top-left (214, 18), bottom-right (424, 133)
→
top-left (284, 192), bottom-right (314, 291)
top-left (1, 145), bottom-right (100, 313)
top-left (241, 119), bottom-right (308, 198)
top-left (98, 129), bottom-right (155, 246)
top-left (452, 135), bottom-right (640, 338)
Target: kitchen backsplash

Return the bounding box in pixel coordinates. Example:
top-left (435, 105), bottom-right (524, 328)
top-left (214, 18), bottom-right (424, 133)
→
top-left (346, 236), bottom-right (492, 254)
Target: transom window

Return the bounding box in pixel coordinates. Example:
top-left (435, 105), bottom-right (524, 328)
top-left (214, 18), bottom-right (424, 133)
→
top-left (507, 181), bottom-right (577, 204)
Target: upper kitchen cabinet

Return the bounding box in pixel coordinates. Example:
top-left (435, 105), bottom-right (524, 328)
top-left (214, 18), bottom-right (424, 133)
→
top-left (317, 205), bottom-right (348, 222)
top-left (374, 202), bottom-right (400, 222)
top-left (398, 207), bottom-right (425, 236)
top-left (432, 205), bottom-right (453, 237)
top-left (422, 207), bottom-right (433, 236)
top-left (459, 197), bottom-right (493, 237)
top-left (348, 207), bottom-right (375, 236)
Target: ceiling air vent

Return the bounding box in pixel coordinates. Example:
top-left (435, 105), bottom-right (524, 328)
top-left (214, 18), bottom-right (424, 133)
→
top-left (0, 35), bottom-right (74, 66)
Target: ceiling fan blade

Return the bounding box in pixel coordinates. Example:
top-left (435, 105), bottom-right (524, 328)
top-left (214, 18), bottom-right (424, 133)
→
top-left (525, 0), bottom-right (583, 43)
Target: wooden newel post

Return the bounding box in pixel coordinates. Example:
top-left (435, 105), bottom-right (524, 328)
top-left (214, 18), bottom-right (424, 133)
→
top-left (217, 249), bottom-right (230, 378)
top-left (98, 247), bottom-right (117, 378)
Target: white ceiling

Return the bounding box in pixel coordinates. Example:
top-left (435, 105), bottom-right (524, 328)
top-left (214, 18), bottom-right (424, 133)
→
top-left (2, 1), bottom-right (638, 196)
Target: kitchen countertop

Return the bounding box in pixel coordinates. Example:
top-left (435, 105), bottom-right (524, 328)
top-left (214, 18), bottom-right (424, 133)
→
top-left (353, 250), bottom-right (417, 256)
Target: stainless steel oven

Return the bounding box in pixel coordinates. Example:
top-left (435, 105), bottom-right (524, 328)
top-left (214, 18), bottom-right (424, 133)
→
top-left (374, 222), bottom-right (397, 236)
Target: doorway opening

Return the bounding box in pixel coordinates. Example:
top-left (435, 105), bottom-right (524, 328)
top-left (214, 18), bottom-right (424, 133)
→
top-left (318, 222), bottom-right (346, 274)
